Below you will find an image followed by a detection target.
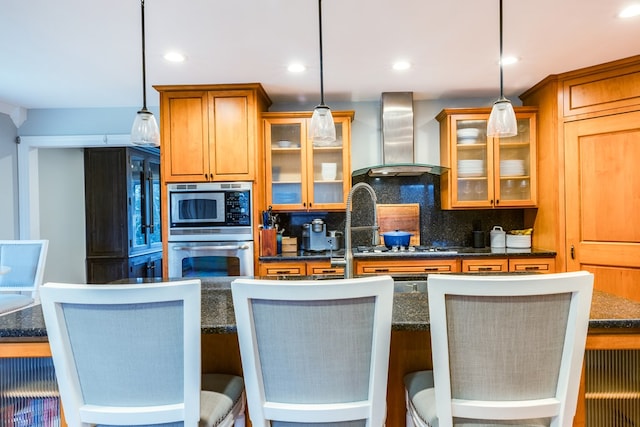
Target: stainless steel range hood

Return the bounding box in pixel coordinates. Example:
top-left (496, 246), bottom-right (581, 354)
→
top-left (352, 92), bottom-right (446, 177)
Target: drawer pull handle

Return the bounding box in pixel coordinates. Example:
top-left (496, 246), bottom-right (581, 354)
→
top-left (320, 269), bottom-right (337, 273)
top-left (524, 266), bottom-right (540, 270)
top-left (275, 270), bottom-right (293, 274)
top-left (478, 267), bottom-right (493, 271)
top-left (374, 268), bottom-right (390, 273)
top-left (424, 267), bottom-right (440, 272)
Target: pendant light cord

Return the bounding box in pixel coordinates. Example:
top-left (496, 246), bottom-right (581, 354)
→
top-left (499, 0), bottom-right (504, 99)
top-left (318, 0), bottom-right (326, 107)
top-left (140, 0), bottom-right (148, 111)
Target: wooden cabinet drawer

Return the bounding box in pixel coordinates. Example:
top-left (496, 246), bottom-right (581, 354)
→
top-left (306, 261), bottom-right (344, 276)
top-left (508, 257), bottom-right (556, 273)
top-left (259, 262), bottom-right (305, 276)
top-left (461, 258), bottom-right (508, 273)
top-left (355, 259), bottom-right (459, 275)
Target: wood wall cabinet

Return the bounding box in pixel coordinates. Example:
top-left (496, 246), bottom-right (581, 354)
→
top-left (520, 55), bottom-right (640, 303)
top-left (263, 111), bottom-right (354, 211)
top-left (84, 147), bottom-right (162, 283)
top-left (437, 107), bottom-right (537, 210)
top-left (156, 84), bottom-right (271, 183)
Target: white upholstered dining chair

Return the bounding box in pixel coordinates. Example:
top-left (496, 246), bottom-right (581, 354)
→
top-left (40, 279), bottom-right (245, 427)
top-left (405, 271), bottom-right (594, 427)
top-left (231, 275), bottom-right (394, 427)
top-left (0, 239), bottom-right (48, 315)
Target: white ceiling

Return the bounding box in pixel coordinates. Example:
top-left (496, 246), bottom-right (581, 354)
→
top-left (1, 0), bottom-right (639, 110)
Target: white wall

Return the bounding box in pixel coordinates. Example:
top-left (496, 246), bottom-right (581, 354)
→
top-left (37, 148), bottom-right (86, 283)
top-left (0, 114), bottom-right (18, 239)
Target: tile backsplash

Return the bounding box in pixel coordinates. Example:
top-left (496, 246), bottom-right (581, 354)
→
top-left (275, 173), bottom-right (529, 249)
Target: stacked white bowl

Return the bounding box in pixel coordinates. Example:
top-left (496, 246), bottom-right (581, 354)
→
top-left (500, 159), bottom-right (525, 176)
top-left (458, 159), bottom-right (484, 177)
top-left (457, 128), bottom-right (481, 144)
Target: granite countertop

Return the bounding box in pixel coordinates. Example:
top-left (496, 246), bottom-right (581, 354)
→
top-left (1, 278), bottom-right (638, 340)
top-left (260, 247), bottom-right (556, 261)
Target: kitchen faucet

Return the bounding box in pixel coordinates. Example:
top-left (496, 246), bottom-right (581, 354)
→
top-left (333, 182), bottom-right (380, 278)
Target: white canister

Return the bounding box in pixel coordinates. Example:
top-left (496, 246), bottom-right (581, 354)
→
top-left (490, 226), bottom-right (506, 248)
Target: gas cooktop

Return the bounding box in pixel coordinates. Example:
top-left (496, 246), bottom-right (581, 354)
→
top-left (353, 245), bottom-right (460, 255)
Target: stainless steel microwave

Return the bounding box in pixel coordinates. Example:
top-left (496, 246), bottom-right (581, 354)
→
top-left (167, 182), bottom-right (252, 242)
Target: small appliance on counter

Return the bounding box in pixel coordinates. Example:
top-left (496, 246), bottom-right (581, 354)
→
top-left (301, 219), bottom-right (342, 252)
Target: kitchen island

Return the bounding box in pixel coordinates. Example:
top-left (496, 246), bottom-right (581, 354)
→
top-left (1, 278), bottom-right (639, 427)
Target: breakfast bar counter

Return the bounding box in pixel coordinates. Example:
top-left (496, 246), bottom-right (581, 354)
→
top-left (1, 278), bottom-right (639, 427)
top-left (1, 279), bottom-right (639, 338)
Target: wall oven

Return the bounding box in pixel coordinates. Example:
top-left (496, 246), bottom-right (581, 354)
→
top-left (166, 182), bottom-right (254, 278)
top-left (168, 241), bottom-right (253, 278)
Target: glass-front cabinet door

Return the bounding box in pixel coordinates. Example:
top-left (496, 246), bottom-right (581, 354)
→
top-left (437, 107), bottom-right (537, 209)
top-left (265, 111), bottom-right (353, 211)
top-left (495, 114), bottom-right (537, 207)
top-left (129, 150), bottom-right (162, 253)
top-left (266, 119), bottom-right (305, 209)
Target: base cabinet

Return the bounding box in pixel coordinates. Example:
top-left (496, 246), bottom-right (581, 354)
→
top-left (258, 260), bottom-right (344, 277)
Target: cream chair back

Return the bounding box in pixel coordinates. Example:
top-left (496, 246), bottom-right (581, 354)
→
top-left (427, 271), bottom-right (594, 427)
top-left (232, 276), bottom-right (394, 426)
top-left (41, 280), bottom-right (201, 426)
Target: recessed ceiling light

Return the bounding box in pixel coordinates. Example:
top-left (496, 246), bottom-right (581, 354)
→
top-left (392, 61), bottom-right (411, 71)
top-left (619, 4), bottom-right (640, 18)
top-left (500, 56), bottom-right (519, 66)
top-left (164, 52), bottom-right (186, 63)
top-left (288, 63), bottom-right (306, 73)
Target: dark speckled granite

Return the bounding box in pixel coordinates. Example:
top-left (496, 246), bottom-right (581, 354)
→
top-left (1, 280), bottom-right (638, 339)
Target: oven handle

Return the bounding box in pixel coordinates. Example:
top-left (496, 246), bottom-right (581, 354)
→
top-left (172, 244), bottom-right (251, 251)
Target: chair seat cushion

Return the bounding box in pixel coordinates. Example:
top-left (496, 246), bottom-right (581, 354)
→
top-left (200, 373), bottom-right (244, 427)
top-left (0, 294), bottom-right (33, 315)
top-left (404, 370), bottom-right (438, 427)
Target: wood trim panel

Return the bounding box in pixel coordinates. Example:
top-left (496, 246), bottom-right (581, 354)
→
top-left (0, 341), bottom-right (51, 358)
top-left (563, 66), bottom-right (640, 117)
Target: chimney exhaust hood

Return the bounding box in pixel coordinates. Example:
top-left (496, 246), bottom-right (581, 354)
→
top-left (352, 92), bottom-right (446, 177)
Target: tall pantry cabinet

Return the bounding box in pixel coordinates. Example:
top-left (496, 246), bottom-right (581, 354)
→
top-left (521, 55), bottom-right (640, 427)
top-left (520, 55), bottom-right (640, 302)
top-left (84, 147), bottom-right (162, 283)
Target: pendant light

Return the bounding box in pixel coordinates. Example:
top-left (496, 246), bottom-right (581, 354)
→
top-left (487, 0), bottom-right (517, 138)
top-left (131, 0), bottom-right (160, 147)
top-left (309, 0), bottom-right (337, 145)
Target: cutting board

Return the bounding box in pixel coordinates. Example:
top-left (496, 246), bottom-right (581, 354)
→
top-left (376, 203), bottom-right (420, 246)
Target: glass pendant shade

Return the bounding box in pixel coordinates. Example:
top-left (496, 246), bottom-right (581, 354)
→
top-left (487, 97), bottom-right (517, 137)
top-left (131, 107), bottom-right (160, 146)
top-left (309, 105), bottom-right (337, 145)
